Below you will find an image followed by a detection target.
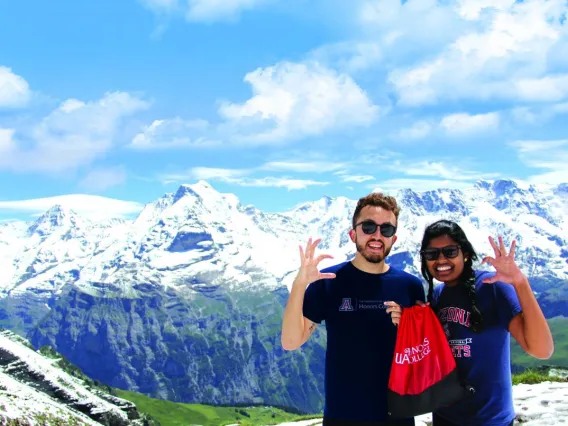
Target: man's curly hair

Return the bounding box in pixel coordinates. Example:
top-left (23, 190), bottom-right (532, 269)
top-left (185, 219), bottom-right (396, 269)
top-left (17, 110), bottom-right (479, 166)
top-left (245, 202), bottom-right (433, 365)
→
top-left (352, 192), bottom-right (401, 229)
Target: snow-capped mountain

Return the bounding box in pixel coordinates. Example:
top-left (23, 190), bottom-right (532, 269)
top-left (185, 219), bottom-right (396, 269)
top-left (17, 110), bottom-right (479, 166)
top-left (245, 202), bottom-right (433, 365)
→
top-left (0, 179), bottom-right (567, 414)
top-left (0, 329), bottom-right (154, 425)
top-left (2, 179), bottom-right (567, 299)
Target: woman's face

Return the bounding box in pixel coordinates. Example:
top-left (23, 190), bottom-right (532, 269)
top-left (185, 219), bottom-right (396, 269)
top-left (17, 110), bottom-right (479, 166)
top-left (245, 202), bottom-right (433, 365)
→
top-left (423, 235), bottom-right (465, 286)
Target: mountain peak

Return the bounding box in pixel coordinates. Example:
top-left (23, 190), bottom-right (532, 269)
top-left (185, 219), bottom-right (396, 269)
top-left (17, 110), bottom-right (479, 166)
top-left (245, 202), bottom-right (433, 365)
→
top-left (45, 204), bottom-right (72, 216)
top-left (474, 179), bottom-right (492, 191)
top-left (28, 204), bottom-right (79, 236)
top-left (192, 180), bottom-right (214, 191)
top-left (173, 184), bottom-right (200, 204)
top-left (172, 181), bottom-right (219, 204)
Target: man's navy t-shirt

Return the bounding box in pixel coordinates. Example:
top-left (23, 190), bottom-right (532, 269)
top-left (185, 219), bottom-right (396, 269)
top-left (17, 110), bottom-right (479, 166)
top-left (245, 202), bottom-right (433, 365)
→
top-left (432, 270), bottom-right (522, 426)
top-left (302, 261), bottom-right (425, 423)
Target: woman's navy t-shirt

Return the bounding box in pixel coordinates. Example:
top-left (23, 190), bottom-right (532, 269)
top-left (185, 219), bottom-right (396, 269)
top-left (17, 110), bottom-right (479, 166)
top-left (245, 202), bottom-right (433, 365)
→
top-left (302, 261), bottom-right (425, 423)
top-left (432, 270), bottom-right (522, 426)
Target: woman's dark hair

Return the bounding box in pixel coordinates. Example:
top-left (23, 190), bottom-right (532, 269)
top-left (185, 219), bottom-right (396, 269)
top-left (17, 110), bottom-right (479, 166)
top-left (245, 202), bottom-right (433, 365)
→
top-left (420, 219), bottom-right (483, 333)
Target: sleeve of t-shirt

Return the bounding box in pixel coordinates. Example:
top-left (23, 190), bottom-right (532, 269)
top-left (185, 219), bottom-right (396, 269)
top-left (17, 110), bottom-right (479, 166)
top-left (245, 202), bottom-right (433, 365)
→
top-left (495, 281), bottom-right (522, 329)
top-left (302, 279), bottom-right (326, 324)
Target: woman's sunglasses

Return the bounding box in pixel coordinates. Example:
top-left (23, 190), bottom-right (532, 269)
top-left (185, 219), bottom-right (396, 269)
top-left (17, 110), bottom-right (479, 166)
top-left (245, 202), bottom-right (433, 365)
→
top-left (421, 245), bottom-right (461, 261)
top-left (355, 220), bottom-right (397, 237)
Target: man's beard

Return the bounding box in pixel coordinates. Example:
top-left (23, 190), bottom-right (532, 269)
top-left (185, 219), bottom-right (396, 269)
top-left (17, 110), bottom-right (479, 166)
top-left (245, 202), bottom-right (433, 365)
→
top-left (356, 239), bottom-right (391, 263)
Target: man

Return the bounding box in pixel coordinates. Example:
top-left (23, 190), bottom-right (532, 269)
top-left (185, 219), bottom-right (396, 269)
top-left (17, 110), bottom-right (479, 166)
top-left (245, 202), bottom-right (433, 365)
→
top-left (281, 192), bottom-right (425, 425)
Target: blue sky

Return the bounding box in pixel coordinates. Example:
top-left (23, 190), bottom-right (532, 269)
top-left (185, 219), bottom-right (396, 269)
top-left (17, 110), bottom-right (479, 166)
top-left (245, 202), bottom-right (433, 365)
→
top-left (1, 0), bottom-right (567, 220)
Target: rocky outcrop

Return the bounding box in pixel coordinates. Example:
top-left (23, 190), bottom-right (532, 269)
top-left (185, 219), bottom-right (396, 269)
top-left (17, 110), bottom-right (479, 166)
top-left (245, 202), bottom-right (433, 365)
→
top-left (27, 285), bottom-right (326, 414)
top-left (0, 330), bottom-right (156, 425)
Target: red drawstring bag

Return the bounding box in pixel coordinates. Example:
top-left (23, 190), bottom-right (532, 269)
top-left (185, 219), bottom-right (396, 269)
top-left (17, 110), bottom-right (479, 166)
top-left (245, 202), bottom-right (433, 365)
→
top-left (388, 305), bottom-right (472, 417)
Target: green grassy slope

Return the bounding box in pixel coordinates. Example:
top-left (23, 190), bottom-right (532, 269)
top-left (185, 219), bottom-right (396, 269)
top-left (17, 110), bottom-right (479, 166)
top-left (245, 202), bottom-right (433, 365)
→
top-left (511, 316), bottom-right (568, 369)
top-left (114, 389), bottom-right (312, 426)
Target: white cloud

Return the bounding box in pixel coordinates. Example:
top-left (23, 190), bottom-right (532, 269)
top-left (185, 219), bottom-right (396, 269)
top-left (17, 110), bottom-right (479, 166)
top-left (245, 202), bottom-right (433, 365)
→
top-left (394, 160), bottom-right (500, 182)
top-left (510, 139), bottom-right (568, 169)
top-left (0, 195), bottom-right (144, 220)
top-left (139, 0), bottom-right (179, 14)
top-left (524, 170), bottom-right (568, 185)
top-left (358, 0), bottom-right (467, 47)
top-left (132, 61), bottom-right (378, 147)
top-left (316, 0), bottom-right (470, 77)
top-left (0, 66), bottom-right (31, 108)
top-left (260, 160), bottom-right (344, 173)
top-left (130, 118), bottom-right (217, 150)
top-left (0, 92), bottom-right (149, 173)
top-left (187, 166), bottom-right (250, 180)
top-left (455, 0), bottom-right (516, 21)
top-left (395, 120), bottom-right (432, 140)
top-left (440, 112), bottom-right (500, 135)
top-left (138, 0), bottom-right (271, 23)
top-left (225, 176), bottom-right (329, 190)
top-left (509, 139), bottom-right (568, 184)
top-left (388, 0), bottom-right (568, 106)
top-left (219, 61), bottom-right (379, 143)
top-left (332, 169), bottom-right (375, 183)
top-left (514, 75), bottom-right (568, 102)
top-left (78, 167), bottom-right (128, 192)
top-left (310, 41), bottom-right (384, 75)
top-left (158, 167), bottom-right (247, 184)
top-left (186, 0), bottom-right (271, 22)
top-left (160, 165), bottom-right (329, 190)
top-left (162, 157), bottom-right (495, 193)
top-left (340, 174), bottom-right (374, 183)
top-left (511, 102), bottom-right (568, 124)
top-left (0, 128), bottom-right (15, 151)
top-left (162, 160), bottom-right (344, 185)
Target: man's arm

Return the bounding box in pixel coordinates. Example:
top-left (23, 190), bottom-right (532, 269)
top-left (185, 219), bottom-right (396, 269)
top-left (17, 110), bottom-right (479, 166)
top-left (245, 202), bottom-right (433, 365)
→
top-left (281, 276), bottom-right (319, 350)
top-left (280, 238), bottom-right (335, 351)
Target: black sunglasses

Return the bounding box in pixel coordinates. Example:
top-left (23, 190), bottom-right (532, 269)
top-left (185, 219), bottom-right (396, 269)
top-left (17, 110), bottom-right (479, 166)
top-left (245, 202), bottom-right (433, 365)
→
top-left (355, 220), bottom-right (397, 237)
top-left (421, 245), bottom-right (461, 261)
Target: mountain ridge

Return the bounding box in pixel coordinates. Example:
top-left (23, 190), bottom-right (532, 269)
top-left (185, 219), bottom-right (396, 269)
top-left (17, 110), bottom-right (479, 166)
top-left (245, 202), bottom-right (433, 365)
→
top-left (0, 178), bottom-right (566, 413)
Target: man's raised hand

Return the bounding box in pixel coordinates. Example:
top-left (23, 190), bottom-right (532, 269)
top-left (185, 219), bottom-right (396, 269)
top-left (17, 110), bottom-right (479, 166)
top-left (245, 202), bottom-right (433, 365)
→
top-left (297, 238), bottom-right (336, 285)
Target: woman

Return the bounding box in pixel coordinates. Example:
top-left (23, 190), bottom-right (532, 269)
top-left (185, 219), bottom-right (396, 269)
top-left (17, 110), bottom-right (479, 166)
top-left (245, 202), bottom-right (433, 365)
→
top-left (416, 219), bottom-right (553, 426)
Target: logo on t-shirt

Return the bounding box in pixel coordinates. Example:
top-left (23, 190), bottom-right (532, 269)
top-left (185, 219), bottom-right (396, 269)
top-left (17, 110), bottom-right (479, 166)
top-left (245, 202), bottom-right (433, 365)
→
top-left (394, 337), bottom-right (431, 365)
top-left (338, 298), bottom-right (354, 311)
top-left (358, 299), bottom-right (387, 310)
top-left (438, 306), bottom-right (471, 328)
top-left (448, 338), bottom-right (472, 358)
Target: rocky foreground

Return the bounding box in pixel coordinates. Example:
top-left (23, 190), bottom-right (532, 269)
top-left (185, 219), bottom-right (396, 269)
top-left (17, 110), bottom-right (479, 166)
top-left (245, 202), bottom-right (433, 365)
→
top-left (0, 330), bottom-right (153, 425)
top-left (270, 381), bottom-right (568, 426)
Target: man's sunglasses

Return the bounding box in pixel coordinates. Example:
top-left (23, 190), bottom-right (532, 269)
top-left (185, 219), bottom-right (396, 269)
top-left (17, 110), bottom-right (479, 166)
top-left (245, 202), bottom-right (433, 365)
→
top-left (421, 245), bottom-right (461, 261)
top-left (355, 220), bottom-right (397, 237)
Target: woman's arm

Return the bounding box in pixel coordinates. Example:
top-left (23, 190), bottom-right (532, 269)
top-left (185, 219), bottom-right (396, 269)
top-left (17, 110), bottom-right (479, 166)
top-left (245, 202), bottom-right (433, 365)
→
top-left (507, 275), bottom-right (554, 360)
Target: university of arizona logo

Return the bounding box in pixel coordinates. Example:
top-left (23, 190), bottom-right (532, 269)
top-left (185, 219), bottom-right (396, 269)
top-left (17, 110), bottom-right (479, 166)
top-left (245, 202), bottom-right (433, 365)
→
top-left (339, 298), bottom-right (354, 311)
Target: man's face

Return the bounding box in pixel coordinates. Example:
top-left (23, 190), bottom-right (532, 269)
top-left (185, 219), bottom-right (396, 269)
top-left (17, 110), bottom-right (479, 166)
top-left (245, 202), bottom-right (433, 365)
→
top-left (349, 206), bottom-right (398, 264)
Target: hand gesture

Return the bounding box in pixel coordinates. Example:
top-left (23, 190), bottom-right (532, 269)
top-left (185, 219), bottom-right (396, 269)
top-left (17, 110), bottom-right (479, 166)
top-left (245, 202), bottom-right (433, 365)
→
top-left (481, 236), bottom-right (525, 286)
top-left (297, 238), bottom-right (336, 286)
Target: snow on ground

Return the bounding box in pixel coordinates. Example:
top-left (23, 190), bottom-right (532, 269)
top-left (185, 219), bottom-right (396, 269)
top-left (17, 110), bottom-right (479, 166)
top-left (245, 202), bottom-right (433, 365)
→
top-left (269, 382), bottom-right (568, 426)
top-left (0, 369), bottom-right (101, 425)
top-left (512, 381), bottom-right (568, 425)
top-left (0, 331), bottom-right (129, 424)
